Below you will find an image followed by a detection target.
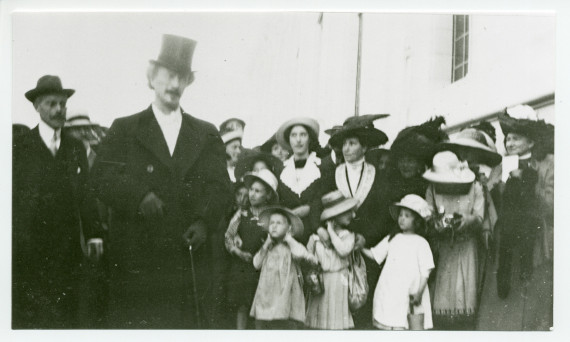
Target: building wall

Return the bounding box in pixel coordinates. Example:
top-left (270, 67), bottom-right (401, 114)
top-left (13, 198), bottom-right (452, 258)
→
top-left (357, 13), bottom-right (555, 147)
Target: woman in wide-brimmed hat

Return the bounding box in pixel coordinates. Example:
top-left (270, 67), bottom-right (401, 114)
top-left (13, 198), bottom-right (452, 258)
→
top-left (383, 116), bottom-right (448, 205)
top-left (493, 105), bottom-right (553, 329)
top-left (322, 114), bottom-right (391, 329)
top-left (305, 191), bottom-right (359, 330)
top-left (423, 151), bottom-right (484, 330)
top-left (275, 117), bottom-right (325, 244)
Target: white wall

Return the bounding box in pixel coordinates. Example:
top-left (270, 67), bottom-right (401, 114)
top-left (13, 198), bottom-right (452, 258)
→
top-left (357, 13), bottom-right (555, 147)
top-left (12, 12), bottom-right (554, 148)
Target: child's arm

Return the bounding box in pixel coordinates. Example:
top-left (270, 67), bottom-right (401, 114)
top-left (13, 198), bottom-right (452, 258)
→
top-left (224, 210), bottom-right (243, 254)
top-left (327, 223), bottom-right (355, 257)
top-left (253, 235), bottom-right (272, 270)
top-left (362, 236), bottom-right (389, 265)
top-left (285, 234), bottom-right (318, 266)
top-left (411, 238), bottom-right (436, 305)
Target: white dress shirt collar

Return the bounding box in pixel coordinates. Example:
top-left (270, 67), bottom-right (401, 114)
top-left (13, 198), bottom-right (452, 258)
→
top-left (345, 157), bottom-right (365, 193)
top-left (151, 103), bottom-right (183, 156)
top-left (38, 119), bottom-right (61, 152)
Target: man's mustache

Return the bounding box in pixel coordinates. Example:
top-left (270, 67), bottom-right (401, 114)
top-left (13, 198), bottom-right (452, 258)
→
top-left (166, 90), bottom-right (181, 97)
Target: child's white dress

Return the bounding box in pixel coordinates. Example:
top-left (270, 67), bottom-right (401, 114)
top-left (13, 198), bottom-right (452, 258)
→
top-left (370, 233), bottom-right (434, 329)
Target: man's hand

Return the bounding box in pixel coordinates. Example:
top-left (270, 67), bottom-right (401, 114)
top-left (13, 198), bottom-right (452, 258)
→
top-left (354, 233), bottom-right (366, 251)
top-left (183, 221), bottom-right (207, 250)
top-left (482, 230), bottom-right (491, 250)
top-left (138, 192), bottom-right (165, 219)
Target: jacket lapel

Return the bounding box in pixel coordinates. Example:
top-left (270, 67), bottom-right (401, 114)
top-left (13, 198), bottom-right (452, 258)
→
top-left (172, 112), bottom-right (204, 179)
top-left (136, 106), bottom-right (174, 170)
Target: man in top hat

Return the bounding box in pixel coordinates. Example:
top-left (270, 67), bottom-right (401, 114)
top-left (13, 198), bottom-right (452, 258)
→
top-left (13, 75), bottom-right (100, 328)
top-left (91, 34), bottom-right (231, 328)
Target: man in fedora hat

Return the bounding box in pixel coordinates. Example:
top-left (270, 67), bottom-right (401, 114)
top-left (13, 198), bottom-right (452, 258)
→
top-left (91, 34), bottom-right (231, 328)
top-left (13, 75), bottom-right (101, 328)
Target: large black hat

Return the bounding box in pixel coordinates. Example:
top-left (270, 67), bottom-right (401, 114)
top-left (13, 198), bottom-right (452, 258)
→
top-left (328, 114), bottom-right (389, 149)
top-left (390, 116), bottom-right (447, 165)
top-left (25, 75), bottom-right (75, 103)
top-left (498, 106), bottom-right (550, 143)
top-left (150, 34), bottom-right (197, 77)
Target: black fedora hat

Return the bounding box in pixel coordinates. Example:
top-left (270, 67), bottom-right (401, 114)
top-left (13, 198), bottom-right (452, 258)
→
top-left (328, 114), bottom-right (389, 150)
top-left (150, 34), bottom-right (197, 76)
top-left (25, 75), bottom-right (75, 103)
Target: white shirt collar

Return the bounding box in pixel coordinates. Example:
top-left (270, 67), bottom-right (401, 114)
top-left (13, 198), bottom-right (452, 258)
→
top-left (519, 152), bottom-right (532, 160)
top-left (151, 103), bottom-right (183, 156)
top-left (152, 103), bottom-right (182, 124)
top-left (346, 157), bottom-right (365, 170)
top-left (38, 119), bottom-right (61, 149)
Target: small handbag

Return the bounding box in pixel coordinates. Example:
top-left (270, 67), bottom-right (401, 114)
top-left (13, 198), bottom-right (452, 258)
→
top-left (305, 266), bottom-right (324, 296)
top-left (407, 296), bottom-right (425, 330)
top-left (348, 251), bottom-right (369, 312)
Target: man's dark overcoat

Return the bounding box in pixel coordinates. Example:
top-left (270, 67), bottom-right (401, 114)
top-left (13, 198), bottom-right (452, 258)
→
top-left (91, 106), bottom-right (231, 328)
top-left (12, 127), bottom-right (95, 328)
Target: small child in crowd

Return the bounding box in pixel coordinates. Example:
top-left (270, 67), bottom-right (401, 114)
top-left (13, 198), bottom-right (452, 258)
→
top-left (225, 169), bottom-right (279, 329)
top-left (305, 190), bottom-right (358, 330)
top-left (250, 206), bottom-right (318, 329)
top-left (362, 194), bottom-right (434, 330)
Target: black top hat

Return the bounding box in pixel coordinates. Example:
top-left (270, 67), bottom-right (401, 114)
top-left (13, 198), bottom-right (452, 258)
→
top-left (150, 34), bottom-right (197, 76)
top-left (25, 75), bottom-right (75, 103)
top-left (328, 114), bottom-right (389, 149)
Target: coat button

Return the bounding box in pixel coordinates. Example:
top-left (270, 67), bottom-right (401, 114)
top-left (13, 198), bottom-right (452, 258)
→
top-left (77, 166), bottom-right (81, 174)
top-left (147, 164), bottom-right (154, 173)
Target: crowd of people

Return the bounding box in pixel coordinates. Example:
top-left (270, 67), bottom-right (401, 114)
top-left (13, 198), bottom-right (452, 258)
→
top-left (12, 34), bottom-right (554, 330)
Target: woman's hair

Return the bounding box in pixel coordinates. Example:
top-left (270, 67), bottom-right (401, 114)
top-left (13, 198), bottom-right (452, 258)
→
top-left (285, 124), bottom-right (322, 154)
top-left (388, 207), bottom-right (426, 241)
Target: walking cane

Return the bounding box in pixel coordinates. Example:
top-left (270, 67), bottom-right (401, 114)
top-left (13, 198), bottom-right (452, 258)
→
top-left (188, 245), bottom-right (201, 328)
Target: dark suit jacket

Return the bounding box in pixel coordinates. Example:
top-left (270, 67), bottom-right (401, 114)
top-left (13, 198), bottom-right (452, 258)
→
top-left (12, 126), bottom-right (96, 328)
top-left (91, 106), bottom-right (231, 328)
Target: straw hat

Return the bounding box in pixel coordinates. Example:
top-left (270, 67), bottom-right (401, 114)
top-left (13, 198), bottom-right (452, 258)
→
top-left (389, 194), bottom-right (432, 222)
top-left (234, 151), bottom-right (283, 182)
top-left (439, 128), bottom-right (502, 167)
top-left (221, 129), bottom-right (243, 144)
top-left (65, 110), bottom-right (98, 128)
top-left (242, 169), bottom-right (279, 203)
top-left (422, 151), bottom-right (475, 184)
top-left (320, 190), bottom-right (359, 222)
top-left (219, 117), bottom-right (246, 134)
top-left (328, 114), bottom-right (389, 149)
top-left (258, 206), bottom-right (304, 238)
top-left (275, 117), bottom-right (320, 149)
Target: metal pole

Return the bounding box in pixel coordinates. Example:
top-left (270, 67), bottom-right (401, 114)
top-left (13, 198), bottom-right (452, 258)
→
top-left (354, 13), bottom-right (363, 117)
top-left (188, 245), bottom-right (201, 328)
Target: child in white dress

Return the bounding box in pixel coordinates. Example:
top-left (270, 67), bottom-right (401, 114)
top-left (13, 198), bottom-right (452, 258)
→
top-left (362, 194), bottom-right (434, 330)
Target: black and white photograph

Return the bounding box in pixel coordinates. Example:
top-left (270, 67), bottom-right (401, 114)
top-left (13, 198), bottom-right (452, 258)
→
top-left (2, 0), bottom-right (569, 340)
